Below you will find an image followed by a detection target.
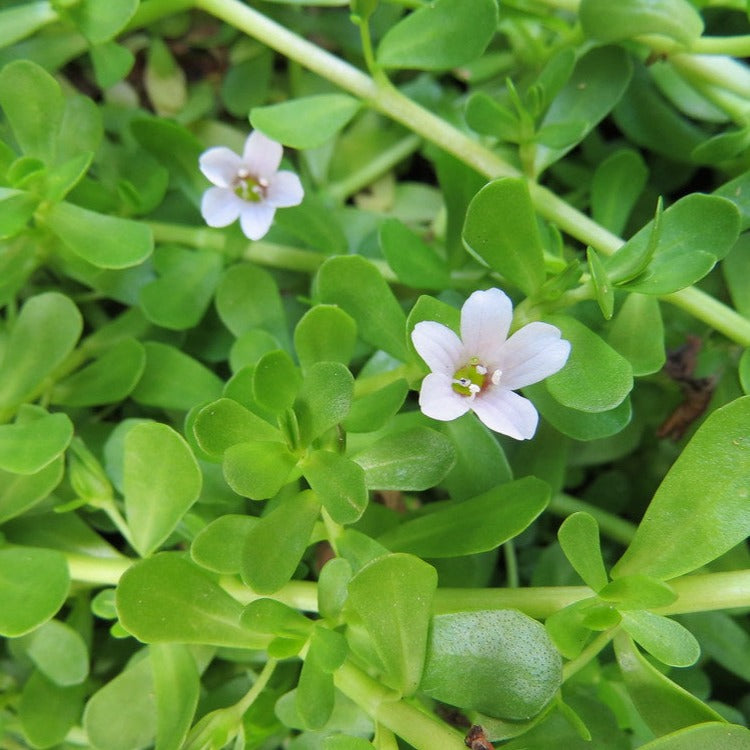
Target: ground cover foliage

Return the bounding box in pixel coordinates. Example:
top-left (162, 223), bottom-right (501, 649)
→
top-left (1, 0), bottom-right (750, 748)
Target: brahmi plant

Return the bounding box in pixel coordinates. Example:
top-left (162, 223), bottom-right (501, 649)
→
top-left (2, 0), bottom-right (750, 748)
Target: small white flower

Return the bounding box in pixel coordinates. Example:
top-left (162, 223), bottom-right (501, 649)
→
top-left (411, 288), bottom-right (571, 440)
top-left (199, 130), bottom-right (304, 240)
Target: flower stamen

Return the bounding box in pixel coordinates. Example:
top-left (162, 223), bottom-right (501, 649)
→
top-left (452, 359), bottom-right (494, 399)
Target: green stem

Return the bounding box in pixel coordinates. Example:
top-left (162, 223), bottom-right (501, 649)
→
top-left (234, 658), bottom-right (278, 715)
top-left (549, 493), bottom-right (637, 546)
top-left (562, 629), bottom-right (617, 682)
top-left (434, 585), bottom-right (592, 620)
top-left (691, 34), bottom-right (750, 57)
top-left (220, 575), bottom-right (319, 612)
top-left (504, 540), bottom-right (519, 588)
top-left (658, 569), bottom-right (750, 615)
top-left (326, 133), bottom-right (423, 202)
top-left (334, 659), bottom-right (467, 750)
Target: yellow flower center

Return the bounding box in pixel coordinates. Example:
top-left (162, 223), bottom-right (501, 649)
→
top-left (233, 169), bottom-right (268, 202)
top-left (452, 356), bottom-right (501, 399)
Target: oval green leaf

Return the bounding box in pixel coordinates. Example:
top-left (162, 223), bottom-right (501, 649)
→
top-left (377, 0), bottom-right (498, 71)
top-left (123, 421), bottom-right (202, 558)
top-left (251, 94), bottom-right (360, 149)
top-left (612, 396), bottom-right (750, 580)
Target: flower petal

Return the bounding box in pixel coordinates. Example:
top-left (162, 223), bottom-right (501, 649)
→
top-left (471, 388), bottom-right (539, 440)
top-left (266, 171), bottom-right (304, 207)
top-left (411, 321), bottom-right (464, 376)
top-left (243, 130), bottom-right (283, 179)
top-left (238, 201), bottom-right (277, 240)
top-left (460, 288), bottom-right (513, 362)
top-left (499, 322), bottom-right (571, 390)
top-left (419, 373), bottom-right (472, 421)
top-left (201, 186), bottom-right (243, 227)
top-left (199, 147), bottom-right (243, 187)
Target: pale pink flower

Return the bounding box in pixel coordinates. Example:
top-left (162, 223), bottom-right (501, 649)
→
top-left (199, 130), bottom-right (303, 240)
top-left (411, 288), bottom-right (570, 440)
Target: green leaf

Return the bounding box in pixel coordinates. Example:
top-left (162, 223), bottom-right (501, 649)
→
top-left (587, 247), bottom-right (614, 320)
top-left (724, 235), bottom-right (750, 317)
top-left (465, 93), bottom-right (520, 141)
top-left (545, 316), bottom-right (633, 413)
top-left (591, 149), bottom-right (649, 235)
top-left (297, 648), bottom-right (335, 730)
top-left (66, 0), bottom-right (137, 43)
top-left (463, 178), bottom-right (546, 295)
top-left (193, 398), bottom-right (280, 457)
top-left (139, 247), bottom-right (223, 330)
top-left (0, 188), bottom-right (38, 238)
top-left (251, 94), bottom-right (360, 149)
top-left (613, 632), bottom-right (723, 735)
top-left (316, 255), bottom-right (409, 361)
top-left (620, 611), bottom-right (700, 668)
top-left (191, 514), bottom-right (258, 575)
top-left (116, 553), bottom-right (268, 648)
top-left (0, 458), bottom-right (63, 524)
top-left (216, 263), bottom-right (289, 345)
top-left (132, 342), bottom-right (223, 411)
top-left (20, 672), bottom-right (84, 748)
top-left (680, 611), bottom-right (750, 683)
top-left (0, 412), bottom-right (72, 475)
top-left (131, 117), bottom-right (204, 204)
top-left (51, 337), bottom-right (146, 406)
top-left (240, 490), bottom-right (321, 593)
top-left (379, 219), bottom-right (450, 289)
top-left (344, 379), bottom-right (408, 434)
top-left (347, 553), bottom-right (437, 695)
top-left (90, 40), bottom-right (135, 88)
top-left (253, 350), bottom-right (301, 414)
top-left (294, 305), bottom-right (357, 371)
top-left (83, 654), bottom-right (156, 750)
top-left (352, 426), bottom-right (455, 490)
top-left (18, 619), bottom-right (88, 687)
top-left (295, 361), bottom-right (354, 444)
top-left (557, 512), bottom-right (608, 591)
top-left (0, 59), bottom-right (64, 163)
top-left (637, 724), bottom-right (750, 750)
top-left (223, 440), bottom-right (298, 500)
top-left (613, 64), bottom-right (706, 163)
top-left (0, 547), bottom-right (69, 636)
top-left (44, 200), bottom-right (153, 269)
top-left (376, 0), bottom-right (498, 71)
top-left (440, 413), bottom-right (512, 501)
top-left (535, 47), bottom-right (633, 172)
top-left (580, 0), bottom-right (704, 45)
top-left (612, 396), bottom-right (750, 580)
top-left (151, 643), bottom-right (199, 750)
top-left (0, 291), bottom-right (82, 409)
top-left (607, 294), bottom-right (665, 376)
top-left (0, 2), bottom-right (58, 49)
top-left (302, 450), bottom-right (368, 524)
top-left (318, 557), bottom-right (352, 621)
top-left (525, 382), bottom-right (632, 441)
top-left (421, 610), bottom-right (562, 720)
top-left (598, 574), bottom-right (677, 610)
top-left (607, 194), bottom-right (740, 294)
top-left (123, 422), bottom-right (202, 558)
top-left (378, 477), bottom-right (549, 558)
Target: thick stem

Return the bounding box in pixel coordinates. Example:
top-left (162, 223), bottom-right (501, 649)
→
top-left (334, 660), bottom-right (467, 750)
top-left (549, 493), bottom-right (637, 546)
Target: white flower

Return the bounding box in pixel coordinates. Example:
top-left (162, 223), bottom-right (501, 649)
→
top-left (411, 288), bottom-right (570, 440)
top-left (199, 130), bottom-right (304, 240)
